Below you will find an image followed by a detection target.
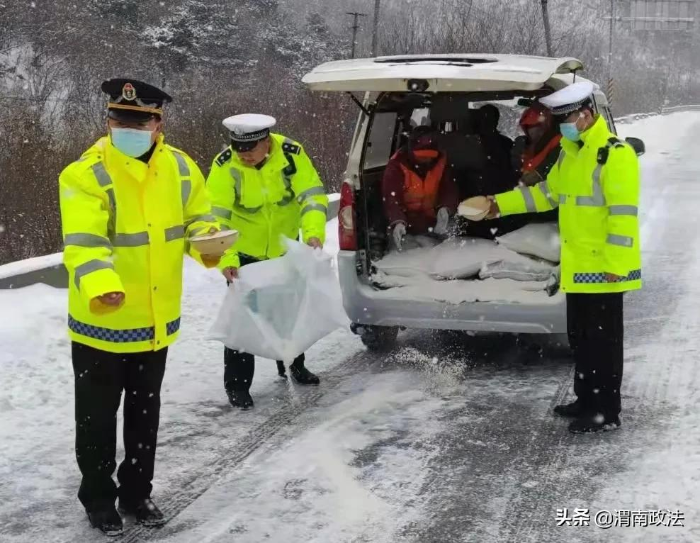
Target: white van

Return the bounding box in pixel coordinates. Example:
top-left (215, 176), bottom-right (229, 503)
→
top-left (302, 54), bottom-right (644, 350)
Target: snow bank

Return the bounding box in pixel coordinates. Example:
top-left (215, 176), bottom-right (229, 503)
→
top-left (0, 252), bottom-right (62, 281)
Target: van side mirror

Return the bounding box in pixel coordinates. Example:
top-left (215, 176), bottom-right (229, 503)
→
top-left (517, 98), bottom-right (534, 107)
top-left (625, 137), bottom-right (645, 156)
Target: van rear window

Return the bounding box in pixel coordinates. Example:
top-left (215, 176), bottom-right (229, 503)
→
top-left (365, 112), bottom-right (398, 170)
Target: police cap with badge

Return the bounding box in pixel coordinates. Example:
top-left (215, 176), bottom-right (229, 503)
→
top-left (223, 114), bottom-right (277, 152)
top-left (540, 81), bottom-right (596, 119)
top-left (101, 78), bottom-right (172, 122)
top-left (542, 80), bottom-right (631, 163)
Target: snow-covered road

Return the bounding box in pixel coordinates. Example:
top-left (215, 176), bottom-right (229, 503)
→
top-left (1, 112), bottom-right (700, 543)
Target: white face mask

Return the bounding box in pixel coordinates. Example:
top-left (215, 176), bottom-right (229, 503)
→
top-left (110, 128), bottom-right (155, 157)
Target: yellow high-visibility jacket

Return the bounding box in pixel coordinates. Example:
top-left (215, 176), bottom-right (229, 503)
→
top-left (206, 133), bottom-right (328, 269)
top-left (59, 134), bottom-right (219, 353)
top-left (495, 115), bottom-right (641, 294)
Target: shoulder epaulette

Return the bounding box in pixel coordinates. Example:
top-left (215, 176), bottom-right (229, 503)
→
top-left (597, 137), bottom-right (628, 165)
top-left (282, 139), bottom-right (302, 156)
top-left (216, 148), bottom-right (233, 167)
top-left (71, 153), bottom-right (101, 172)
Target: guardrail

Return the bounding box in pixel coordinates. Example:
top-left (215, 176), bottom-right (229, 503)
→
top-left (615, 104), bottom-right (700, 124)
top-left (662, 104), bottom-right (700, 114)
top-left (0, 197), bottom-right (341, 290)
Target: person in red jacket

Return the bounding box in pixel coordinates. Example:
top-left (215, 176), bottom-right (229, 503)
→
top-left (518, 102), bottom-right (562, 186)
top-left (514, 102), bottom-right (562, 224)
top-left (382, 127), bottom-right (459, 251)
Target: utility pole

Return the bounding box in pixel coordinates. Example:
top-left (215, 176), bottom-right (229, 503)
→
top-left (607, 0), bottom-right (615, 102)
top-left (371, 0), bottom-right (381, 57)
top-left (540, 0), bottom-right (554, 57)
top-left (347, 12), bottom-right (367, 59)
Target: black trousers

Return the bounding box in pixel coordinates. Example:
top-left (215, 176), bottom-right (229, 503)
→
top-left (566, 293), bottom-right (624, 417)
top-left (72, 342), bottom-right (167, 511)
top-left (224, 349), bottom-right (305, 391)
top-left (223, 253), bottom-right (305, 392)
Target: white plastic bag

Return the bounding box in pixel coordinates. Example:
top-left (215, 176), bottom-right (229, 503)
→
top-left (495, 223), bottom-right (561, 263)
top-left (479, 258), bottom-right (555, 282)
top-left (209, 239), bottom-right (349, 362)
top-left (374, 237), bottom-right (535, 280)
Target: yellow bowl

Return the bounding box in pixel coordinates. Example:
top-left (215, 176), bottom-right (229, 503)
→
top-left (189, 230), bottom-right (239, 256)
top-left (457, 196), bottom-right (491, 221)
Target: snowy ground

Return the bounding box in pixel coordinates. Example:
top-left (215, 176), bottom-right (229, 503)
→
top-left (1, 112), bottom-right (700, 542)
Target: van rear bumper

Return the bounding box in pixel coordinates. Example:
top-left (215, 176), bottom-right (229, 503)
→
top-left (338, 251), bottom-right (567, 334)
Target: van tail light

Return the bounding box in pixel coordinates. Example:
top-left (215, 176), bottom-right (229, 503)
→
top-left (338, 182), bottom-right (357, 251)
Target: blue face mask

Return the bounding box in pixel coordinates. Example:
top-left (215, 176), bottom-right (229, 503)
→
top-left (110, 128), bottom-right (155, 157)
top-left (560, 114), bottom-right (583, 142)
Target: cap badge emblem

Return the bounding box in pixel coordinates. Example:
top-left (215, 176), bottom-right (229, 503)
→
top-left (122, 83), bottom-right (137, 101)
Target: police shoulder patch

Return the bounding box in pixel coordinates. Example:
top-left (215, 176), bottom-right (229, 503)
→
top-left (216, 148), bottom-right (233, 167)
top-left (608, 137), bottom-right (626, 149)
top-left (282, 139), bottom-right (302, 155)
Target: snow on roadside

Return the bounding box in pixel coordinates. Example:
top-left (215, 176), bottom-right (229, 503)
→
top-left (617, 112), bottom-right (695, 260)
top-left (0, 252), bottom-right (63, 281)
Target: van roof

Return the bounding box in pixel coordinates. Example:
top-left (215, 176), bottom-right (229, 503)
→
top-left (302, 54), bottom-right (585, 93)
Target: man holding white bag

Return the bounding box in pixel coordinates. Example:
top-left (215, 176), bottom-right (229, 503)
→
top-left (206, 114), bottom-right (329, 410)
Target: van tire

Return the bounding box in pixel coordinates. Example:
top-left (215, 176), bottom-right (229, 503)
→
top-left (360, 326), bottom-right (399, 352)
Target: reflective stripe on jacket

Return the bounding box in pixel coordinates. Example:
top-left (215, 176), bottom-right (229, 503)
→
top-left (206, 133), bottom-right (328, 269)
top-left (495, 115), bottom-right (641, 294)
top-left (400, 154), bottom-right (447, 219)
top-left (59, 134), bottom-right (219, 353)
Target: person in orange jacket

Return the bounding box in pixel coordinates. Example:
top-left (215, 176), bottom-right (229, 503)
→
top-left (382, 127), bottom-right (459, 251)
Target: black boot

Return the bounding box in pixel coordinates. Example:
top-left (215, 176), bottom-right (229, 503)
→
top-left (276, 360), bottom-right (288, 379)
top-left (568, 414), bottom-right (621, 434)
top-left (119, 497), bottom-right (166, 526)
top-left (87, 504), bottom-right (123, 536)
top-left (290, 359), bottom-right (320, 385)
top-left (553, 400), bottom-right (588, 418)
top-left (227, 389), bottom-right (254, 410)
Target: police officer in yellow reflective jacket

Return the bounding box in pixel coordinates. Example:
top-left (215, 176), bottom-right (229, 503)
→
top-left (486, 82), bottom-right (641, 434)
top-left (59, 79), bottom-right (219, 535)
top-left (206, 114), bottom-right (328, 410)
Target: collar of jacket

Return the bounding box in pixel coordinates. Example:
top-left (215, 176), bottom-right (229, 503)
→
top-left (105, 133), bottom-right (166, 183)
top-left (560, 114), bottom-right (607, 157)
